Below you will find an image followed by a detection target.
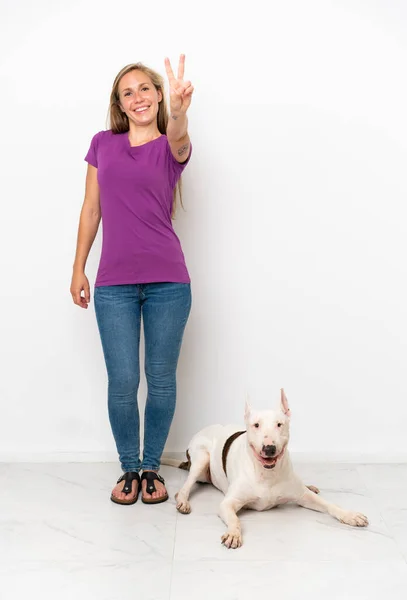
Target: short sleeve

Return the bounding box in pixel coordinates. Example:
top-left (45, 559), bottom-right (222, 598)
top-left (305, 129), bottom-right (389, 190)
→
top-left (84, 131), bottom-right (102, 168)
top-left (165, 137), bottom-right (192, 189)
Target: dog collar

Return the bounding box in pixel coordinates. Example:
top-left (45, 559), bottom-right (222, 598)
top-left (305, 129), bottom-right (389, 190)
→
top-left (222, 430), bottom-right (246, 475)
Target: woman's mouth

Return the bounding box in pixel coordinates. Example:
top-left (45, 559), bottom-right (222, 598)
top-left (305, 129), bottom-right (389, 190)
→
top-left (134, 106), bottom-right (150, 114)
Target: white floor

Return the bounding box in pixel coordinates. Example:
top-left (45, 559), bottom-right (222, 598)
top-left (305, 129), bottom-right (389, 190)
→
top-left (1, 461), bottom-right (407, 599)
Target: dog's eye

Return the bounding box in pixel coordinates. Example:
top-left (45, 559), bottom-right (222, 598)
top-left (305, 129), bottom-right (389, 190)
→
top-left (254, 423), bottom-right (260, 428)
top-left (277, 422), bottom-right (283, 428)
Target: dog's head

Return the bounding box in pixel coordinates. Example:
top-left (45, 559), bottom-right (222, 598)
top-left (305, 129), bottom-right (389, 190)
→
top-left (244, 388), bottom-right (291, 470)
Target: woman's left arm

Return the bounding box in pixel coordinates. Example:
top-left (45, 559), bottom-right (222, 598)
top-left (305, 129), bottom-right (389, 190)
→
top-left (165, 54), bottom-right (194, 163)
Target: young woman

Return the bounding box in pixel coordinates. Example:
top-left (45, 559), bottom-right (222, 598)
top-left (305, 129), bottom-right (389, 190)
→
top-left (70, 55), bottom-right (193, 505)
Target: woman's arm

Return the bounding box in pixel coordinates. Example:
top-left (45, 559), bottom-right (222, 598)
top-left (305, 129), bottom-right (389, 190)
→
top-left (70, 164), bottom-right (101, 308)
top-left (165, 54), bottom-right (194, 163)
top-left (166, 113), bottom-right (191, 163)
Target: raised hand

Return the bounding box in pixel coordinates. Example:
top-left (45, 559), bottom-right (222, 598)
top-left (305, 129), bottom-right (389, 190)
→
top-left (164, 54), bottom-right (194, 117)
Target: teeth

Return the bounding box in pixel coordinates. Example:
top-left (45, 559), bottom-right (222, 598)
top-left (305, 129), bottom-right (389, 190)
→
top-left (135, 107), bottom-right (149, 113)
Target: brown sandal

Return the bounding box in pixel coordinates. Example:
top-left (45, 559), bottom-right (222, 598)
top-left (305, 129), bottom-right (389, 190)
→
top-left (141, 471), bottom-right (169, 504)
top-left (110, 471), bottom-right (140, 505)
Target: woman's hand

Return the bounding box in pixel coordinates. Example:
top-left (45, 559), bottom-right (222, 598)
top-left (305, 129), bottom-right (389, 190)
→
top-left (165, 54), bottom-right (194, 117)
top-left (70, 270), bottom-right (90, 309)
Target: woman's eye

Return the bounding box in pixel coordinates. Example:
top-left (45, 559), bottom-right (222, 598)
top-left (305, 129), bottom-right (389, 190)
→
top-left (141, 87), bottom-right (149, 91)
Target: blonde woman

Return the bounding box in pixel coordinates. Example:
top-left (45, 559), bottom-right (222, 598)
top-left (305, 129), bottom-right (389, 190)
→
top-left (70, 56), bottom-right (193, 505)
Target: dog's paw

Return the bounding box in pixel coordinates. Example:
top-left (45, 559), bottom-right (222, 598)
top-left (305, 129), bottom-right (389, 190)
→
top-left (221, 530), bottom-right (242, 549)
top-left (175, 494), bottom-right (191, 514)
top-left (339, 511), bottom-right (369, 527)
top-left (307, 485), bottom-right (320, 494)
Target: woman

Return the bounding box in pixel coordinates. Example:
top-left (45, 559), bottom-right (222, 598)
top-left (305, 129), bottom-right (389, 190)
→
top-left (70, 55), bottom-right (193, 505)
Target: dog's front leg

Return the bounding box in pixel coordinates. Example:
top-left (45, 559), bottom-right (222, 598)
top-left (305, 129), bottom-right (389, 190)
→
top-left (175, 450), bottom-right (210, 514)
top-left (297, 488), bottom-right (369, 527)
top-left (219, 498), bottom-right (245, 549)
top-left (219, 489), bottom-right (253, 549)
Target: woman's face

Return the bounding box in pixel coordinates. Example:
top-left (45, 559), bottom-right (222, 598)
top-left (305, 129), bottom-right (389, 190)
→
top-left (118, 70), bottom-right (162, 127)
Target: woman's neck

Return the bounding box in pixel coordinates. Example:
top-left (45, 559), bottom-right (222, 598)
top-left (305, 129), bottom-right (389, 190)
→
top-left (127, 122), bottom-right (161, 147)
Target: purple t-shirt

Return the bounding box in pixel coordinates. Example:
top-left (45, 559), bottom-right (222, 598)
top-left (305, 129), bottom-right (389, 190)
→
top-left (84, 130), bottom-right (191, 287)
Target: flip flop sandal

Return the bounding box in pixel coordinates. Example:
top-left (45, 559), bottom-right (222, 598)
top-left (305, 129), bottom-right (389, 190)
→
top-left (110, 471), bottom-right (141, 505)
top-left (141, 471), bottom-right (169, 504)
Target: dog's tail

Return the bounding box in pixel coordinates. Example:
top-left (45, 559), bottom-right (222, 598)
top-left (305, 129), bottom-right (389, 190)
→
top-left (161, 450), bottom-right (191, 471)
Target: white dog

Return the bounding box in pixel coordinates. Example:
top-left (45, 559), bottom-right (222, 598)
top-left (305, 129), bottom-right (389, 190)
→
top-left (163, 389), bottom-right (368, 549)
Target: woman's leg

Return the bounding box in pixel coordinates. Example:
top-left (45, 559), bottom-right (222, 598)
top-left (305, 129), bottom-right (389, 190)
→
top-left (94, 285), bottom-right (142, 499)
top-left (141, 282), bottom-right (192, 499)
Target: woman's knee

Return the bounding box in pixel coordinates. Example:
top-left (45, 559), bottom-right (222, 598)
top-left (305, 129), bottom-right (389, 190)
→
top-left (145, 364), bottom-right (176, 389)
top-left (108, 371), bottom-right (140, 397)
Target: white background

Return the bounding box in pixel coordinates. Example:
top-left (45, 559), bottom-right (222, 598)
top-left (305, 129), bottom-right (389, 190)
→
top-left (0, 0), bottom-right (406, 461)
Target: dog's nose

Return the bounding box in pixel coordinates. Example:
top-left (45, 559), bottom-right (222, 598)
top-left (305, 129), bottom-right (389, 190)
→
top-left (263, 444), bottom-right (277, 457)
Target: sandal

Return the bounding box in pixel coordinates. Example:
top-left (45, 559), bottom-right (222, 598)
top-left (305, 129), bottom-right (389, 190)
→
top-left (110, 471), bottom-right (141, 505)
top-left (141, 471), bottom-right (169, 505)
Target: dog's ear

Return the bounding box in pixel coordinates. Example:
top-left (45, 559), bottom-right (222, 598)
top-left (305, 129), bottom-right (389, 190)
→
top-left (280, 388), bottom-right (291, 417)
top-left (244, 393), bottom-right (252, 421)
top-left (245, 402), bottom-right (252, 420)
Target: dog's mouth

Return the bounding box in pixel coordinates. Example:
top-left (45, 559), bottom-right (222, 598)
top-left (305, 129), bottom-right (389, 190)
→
top-left (250, 445), bottom-right (286, 469)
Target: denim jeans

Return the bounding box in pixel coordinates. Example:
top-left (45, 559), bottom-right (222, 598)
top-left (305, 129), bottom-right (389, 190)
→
top-left (94, 283), bottom-right (191, 473)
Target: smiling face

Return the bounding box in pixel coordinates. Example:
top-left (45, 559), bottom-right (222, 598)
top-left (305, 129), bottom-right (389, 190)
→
top-left (117, 69), bottom-right (163, 128)
top-left (244, 390), bottom-right (291, 470)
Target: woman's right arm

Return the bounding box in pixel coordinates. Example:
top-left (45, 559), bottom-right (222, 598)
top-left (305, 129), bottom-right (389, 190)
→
top-left (70, 165), bottom-right (101, 309)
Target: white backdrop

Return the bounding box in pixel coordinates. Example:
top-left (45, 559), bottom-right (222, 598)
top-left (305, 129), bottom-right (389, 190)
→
top-left (0, 0), bottom-right (406, 462)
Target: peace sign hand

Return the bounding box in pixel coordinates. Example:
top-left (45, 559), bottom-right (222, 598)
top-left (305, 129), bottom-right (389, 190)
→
top-left (164, 54), bottom-right (194, 117)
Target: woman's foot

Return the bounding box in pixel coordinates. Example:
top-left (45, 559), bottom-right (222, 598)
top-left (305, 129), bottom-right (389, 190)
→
top-left (141, 471), bottom-right (168, 503)
top-left (110, 472), bottom-right (140, 505)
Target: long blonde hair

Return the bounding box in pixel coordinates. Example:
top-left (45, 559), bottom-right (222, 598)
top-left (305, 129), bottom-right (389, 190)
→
top-left (108, 62), bottom-right (183, 218)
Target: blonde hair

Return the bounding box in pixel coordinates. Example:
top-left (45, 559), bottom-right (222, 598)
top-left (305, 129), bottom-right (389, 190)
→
top-left (108, 62), bottom-right (183, 218)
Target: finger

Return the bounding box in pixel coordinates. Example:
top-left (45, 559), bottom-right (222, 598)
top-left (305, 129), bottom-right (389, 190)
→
top-left (164, 57), bottom-right (176, 83)
top-left (72, 290), bottom-right (86, 308)
top-left (183, 85), bottom-right (194, 97)
top-left (79, 294), bottom-right (88, 309)
top-left (170, 84), bottom-right (184, 98)
top-left (181, 95), bottom-right (192, 111)
top-left (173, 82), bottom-right (187, 96)
top-left (80, 298), bottom-right (88, 309)
top-left (177, 53), bottom-right (185, 80)
top-left (176, 81), bottom-right (191, 96)
top-left (84, 283), bottom-right (91, 303)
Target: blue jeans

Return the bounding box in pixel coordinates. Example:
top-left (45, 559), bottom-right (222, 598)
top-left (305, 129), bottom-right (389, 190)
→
top-left (94, 283), bottom-right (191, 473)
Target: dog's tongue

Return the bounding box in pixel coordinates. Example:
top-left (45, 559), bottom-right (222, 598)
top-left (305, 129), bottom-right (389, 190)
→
top-left (261, 455), bottom-right (277, 466)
